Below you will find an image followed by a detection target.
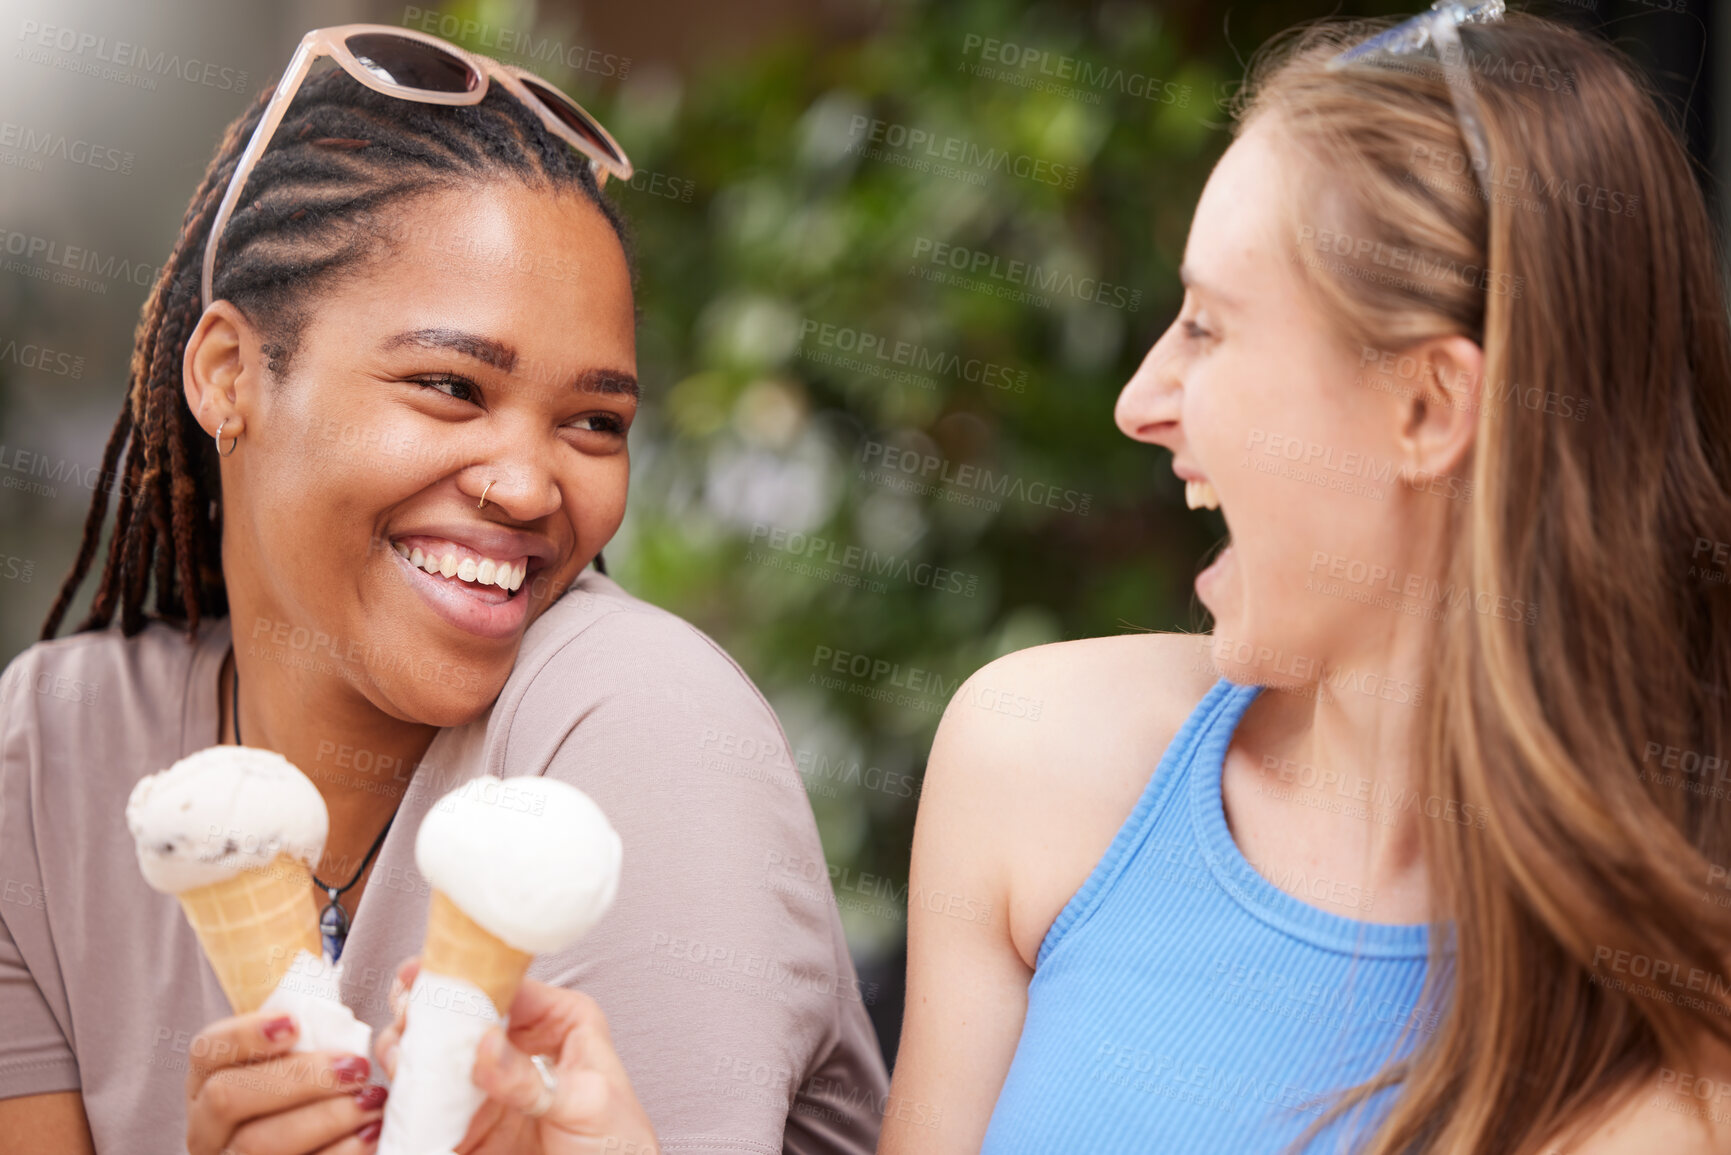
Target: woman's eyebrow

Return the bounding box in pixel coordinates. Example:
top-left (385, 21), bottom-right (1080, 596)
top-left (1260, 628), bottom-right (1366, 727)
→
top-left (380, 327), bottom-right (518, 372)
top-left (576, 368), bottom-right (640, 402)
top-left (380, 326), bottom-right (638, 401)
top-left (1179, 264), bottom-right (1242, 312)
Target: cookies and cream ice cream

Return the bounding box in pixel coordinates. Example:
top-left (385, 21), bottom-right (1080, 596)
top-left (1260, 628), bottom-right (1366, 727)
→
top-left (125, 745), bottom-right (370, 1057)
top-left (126, 745), bottom-right (328, 893)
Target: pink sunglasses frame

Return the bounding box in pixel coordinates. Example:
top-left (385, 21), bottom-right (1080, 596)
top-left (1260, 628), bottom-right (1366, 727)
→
top-left (200, 22), bottom-right (634, 308)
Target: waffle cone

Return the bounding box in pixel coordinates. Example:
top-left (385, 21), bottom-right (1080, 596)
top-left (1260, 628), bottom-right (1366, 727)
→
top-left (421, 889), bottom-right (532, 1015)
top-left (177, 852), bottom-right (322, 1014)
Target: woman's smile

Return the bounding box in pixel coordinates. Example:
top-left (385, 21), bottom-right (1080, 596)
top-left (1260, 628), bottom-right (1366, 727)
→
top-left (1173, 461), bottom-right (1235, 607)
top-left (383, 528), bottom-right (550, 640)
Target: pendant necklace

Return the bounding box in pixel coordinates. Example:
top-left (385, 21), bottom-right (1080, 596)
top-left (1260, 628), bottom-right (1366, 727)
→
top-left (230, 650), bottom-right (394, 963)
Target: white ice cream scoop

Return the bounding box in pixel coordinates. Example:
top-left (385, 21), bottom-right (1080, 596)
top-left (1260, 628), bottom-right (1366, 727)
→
top-left (415, 774), bottom-right (622, 952)
top-left (379, 775), bottom-right (622, 1155)
top-left (126, 744), bottom-right (329, 894)
top-left (125, 745), bottom-right (369, 1056)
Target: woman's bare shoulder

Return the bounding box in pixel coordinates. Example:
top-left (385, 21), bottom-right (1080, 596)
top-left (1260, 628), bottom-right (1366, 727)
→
top-left (920, 632), bottom-right (1222, 965)
top-left (932, 631), bottom-right (1221, 780)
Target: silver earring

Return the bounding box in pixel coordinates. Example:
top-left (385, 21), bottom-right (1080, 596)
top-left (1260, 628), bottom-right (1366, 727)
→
top-left (215, 418), bottom-right (239, 457)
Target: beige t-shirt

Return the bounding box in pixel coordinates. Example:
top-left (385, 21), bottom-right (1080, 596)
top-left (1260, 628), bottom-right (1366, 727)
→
top-left (0, 571), bottom-right (887, 1154)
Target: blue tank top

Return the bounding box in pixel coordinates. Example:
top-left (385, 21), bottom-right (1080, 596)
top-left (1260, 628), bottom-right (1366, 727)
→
top-left (980, 678), bottom-right (1435, 1154)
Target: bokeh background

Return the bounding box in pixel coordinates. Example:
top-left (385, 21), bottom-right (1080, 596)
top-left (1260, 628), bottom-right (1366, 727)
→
top-left (0, 0), bottom-right (1718, 1067)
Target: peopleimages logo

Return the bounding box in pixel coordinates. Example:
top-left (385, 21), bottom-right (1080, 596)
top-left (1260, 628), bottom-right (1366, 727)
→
top-left (798, 319), bottom-right (1028, 393)
top-left (859, 439), bottom-right (1093, 516)
top-left (958, 35), bottom-right (1192, 107)
top-left (1294, 224), bottom-right (1524, 300)
top-left (15, 21), bottom-right (248, 92)
top-left (0, 339), bottom-right (84, 378)
top-left (748, 524), bottom-right (980, 597)
top-left (910, 237), bottom-right (1141, 312)
top-left (846, 116), bottom-right (1078, 189)
top-left (0, 442), bottom-right (133, 500)
top-left (399, 7), bottom-right (631, 79)
top-left (0, 120), bottom-right (134, 175)
top-left (0, 226), bottom-right (165, 293)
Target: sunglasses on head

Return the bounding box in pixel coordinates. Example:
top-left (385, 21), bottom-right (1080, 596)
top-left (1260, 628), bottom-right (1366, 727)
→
top-left (1327, 2), bottom-right (1505, 203)
top-left (200, 23), bottom-right (634, 309)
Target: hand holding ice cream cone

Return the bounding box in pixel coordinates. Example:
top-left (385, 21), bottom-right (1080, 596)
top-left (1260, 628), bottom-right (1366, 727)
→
top-left (375, 957), bottom-right (659, 1155)
top-left (376, 774), bottom-right (622, 1155)
top-left (126, 745), bottom-right (372, 1056)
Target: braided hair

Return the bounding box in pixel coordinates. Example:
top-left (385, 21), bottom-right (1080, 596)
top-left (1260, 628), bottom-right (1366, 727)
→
top-left (40, 67), bottom-right (633, 644)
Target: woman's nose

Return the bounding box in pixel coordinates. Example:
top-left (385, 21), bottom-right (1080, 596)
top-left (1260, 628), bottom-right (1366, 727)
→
top-left (464, 428), bottom-right (563, 522)
top-left (467, 465), bottom-right (559, 522)
top-left (1114, 325), bottom-right (1183, 446)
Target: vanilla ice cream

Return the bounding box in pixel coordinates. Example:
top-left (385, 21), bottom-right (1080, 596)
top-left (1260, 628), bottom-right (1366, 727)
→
top-left (414, 774), bottom-right (621, 952)
top-left (378, 775), bottom-right (621, 1155)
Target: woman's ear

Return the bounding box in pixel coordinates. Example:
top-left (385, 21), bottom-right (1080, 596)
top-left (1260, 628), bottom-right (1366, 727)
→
top-left (182, 300), bottom-right (258, 440)
top-left (1395, 334), bottom-right (1483, 483)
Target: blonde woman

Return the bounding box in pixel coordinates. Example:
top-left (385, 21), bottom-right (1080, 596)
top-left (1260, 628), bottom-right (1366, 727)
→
top-left (885, 7), bottom-right (1731, 1154)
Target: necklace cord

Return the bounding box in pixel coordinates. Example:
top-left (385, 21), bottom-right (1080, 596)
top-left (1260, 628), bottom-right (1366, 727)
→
top-left (228, 646), bottom-right (395, 940)
top-left (314, 814), bottom-right (396, 894)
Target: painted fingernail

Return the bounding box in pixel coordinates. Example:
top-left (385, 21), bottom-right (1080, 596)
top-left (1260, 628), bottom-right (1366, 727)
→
top-left (332, 1055), bottom-right (371, 1084)
top-left (353, 1084), bottom-right (388, 1110)
top-left (357, 1120), bottom-right (383, 1143)
top-left (262, 1015), bottom-right (296, 1042)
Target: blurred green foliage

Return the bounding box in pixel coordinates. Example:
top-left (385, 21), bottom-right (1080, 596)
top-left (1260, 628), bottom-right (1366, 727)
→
top-left (585, 0), bottom-right (1254, 959)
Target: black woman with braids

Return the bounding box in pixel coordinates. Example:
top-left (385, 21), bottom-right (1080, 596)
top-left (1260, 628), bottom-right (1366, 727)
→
top-left (0, 26), bottom-right (885, 1155)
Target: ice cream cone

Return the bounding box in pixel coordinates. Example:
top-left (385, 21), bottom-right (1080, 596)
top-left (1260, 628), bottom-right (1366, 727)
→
top-left (421, 888), bottom-right (533, 1015)
top-left (178, 851), bottom-right (323, 1014)
top-left (379, 777), bottom-right (619, 1155)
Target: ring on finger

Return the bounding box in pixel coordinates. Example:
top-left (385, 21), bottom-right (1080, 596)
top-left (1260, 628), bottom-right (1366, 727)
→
top-left (525, 1053), bottom-right (558, 1119)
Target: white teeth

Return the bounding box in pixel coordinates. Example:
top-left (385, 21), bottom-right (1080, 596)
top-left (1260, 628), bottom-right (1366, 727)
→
top-left (1186, 479), bottom-right (1221, 511)
top-left (394, 539), bottom-right (530, 593)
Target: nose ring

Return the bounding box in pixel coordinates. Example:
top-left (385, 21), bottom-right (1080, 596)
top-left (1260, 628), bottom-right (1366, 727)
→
top-left (478, 479), bottom-right (495, 510)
